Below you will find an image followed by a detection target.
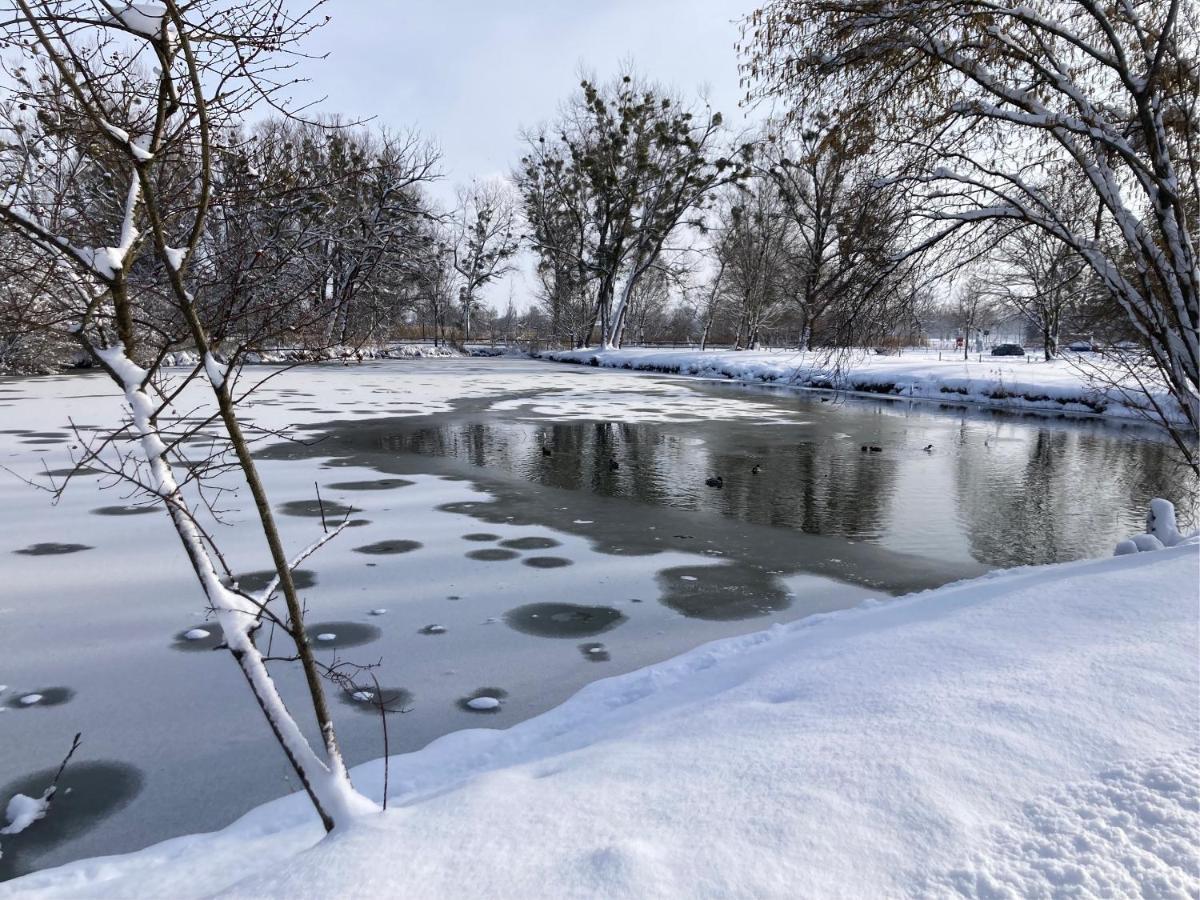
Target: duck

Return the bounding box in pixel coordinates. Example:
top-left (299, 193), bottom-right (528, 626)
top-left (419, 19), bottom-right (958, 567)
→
top-left (608, 458), bottom-right (620, 472)
top-left (541, 446), bottom-right (553, 457)
top-left (704, 476), bottom-right (724, 488)
top-left (751, 464), bottom-right (761, 475)
top-left (868, 446), bottom-right (883, 453)
top-left (923, 444), bottom-right (933, 452)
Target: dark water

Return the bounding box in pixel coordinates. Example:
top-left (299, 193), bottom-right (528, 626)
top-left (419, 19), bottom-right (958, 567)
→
top-left (276, 381), bottom-right (1194, 573)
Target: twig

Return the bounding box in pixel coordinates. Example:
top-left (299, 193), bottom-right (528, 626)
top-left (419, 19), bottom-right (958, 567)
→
top-left (369, 672), bottom-right (390, 810)
top-left (314, 480), bottom-right (328, 533)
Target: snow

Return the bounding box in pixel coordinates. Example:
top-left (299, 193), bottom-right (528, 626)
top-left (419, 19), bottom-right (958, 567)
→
top-left (4, 538), bottom-right (1195, 898)
top-left (16, 695), bottom-right (42, 707)
top-left (100, 3), bottom-right (173, 41)
top-left (465, 697), bottom-right (501, 711)
top-left (541, 347), bottom-right (1188, 425)
top-left (163, 247), bottom-right (186, 272)
top-left (0, 794), bottom-right (48, 836)
top-left (182, 629), bottom-right (210, 641)
top-left (315, 633), bottom-right (337, 642)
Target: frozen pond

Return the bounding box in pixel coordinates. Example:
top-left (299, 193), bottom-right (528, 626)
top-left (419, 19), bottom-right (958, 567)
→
top-left (0, 358), bottom-right (1191, 879)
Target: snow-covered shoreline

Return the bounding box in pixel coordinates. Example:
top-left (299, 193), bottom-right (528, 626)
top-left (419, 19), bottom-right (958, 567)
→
top-left (540, 347), bottom-right (1188, 426)
top-left (5, 540), bottom-right (1196, 898)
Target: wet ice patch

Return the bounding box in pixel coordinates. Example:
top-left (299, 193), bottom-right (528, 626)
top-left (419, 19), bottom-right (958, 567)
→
top-left (499, 536), bottom-right (561, 550)
top-left (578, 642), bottom-right (611, 662)
top-left (658, 563), bottom-right (792, 621)
top-left (338, 686), bottom-right (412, 715)
top-left (458, 687), bottom-right (507, 713)
top-left (5, 687), bottom-right (73, 709)
top-left (13, 543), bottom-right (92, 556)
top-left (173, 624), bottom-right (224, 651)
top-left (277, 499), bottom-right (359, 518)
top-left (352, 539), bottom-right (422, 555)
top-left (326, 478), bottom-right (413, 491)
top-left (466, 548), bottom-right (519, 562)
top-left (233, 568), bottom-right (317, 593)
top-left (303, 622), bottom-right (381, 649)
top-left (504, 603), bottom-right (627, 639)
top-left (0, 761), bottom-right (143, 881)
top-left (90, 505), bottom-right (157, 516)
top-left (522, 556), bottom-right (573, 569)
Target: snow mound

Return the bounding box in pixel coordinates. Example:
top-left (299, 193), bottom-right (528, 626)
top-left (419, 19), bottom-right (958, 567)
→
top-left (0, 793), bottom-right (49, 836)
top-left (1114, 498), bottom-right (1199, 555)
top-left (540, 347), bottom-right (1188, 425)
top-left (4, 546), bottom-right (1197, 899)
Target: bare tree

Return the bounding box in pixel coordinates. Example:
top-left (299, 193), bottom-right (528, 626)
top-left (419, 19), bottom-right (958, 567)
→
top-left (760, 121), bottom-right (917, 350)
top-left (742, 0), bottom-right (1200, 470)
top-left (0, 0), bottom-right (379, 829)
top-left (449, 178), bottom-right (518, 343)
top-left (517, 71), bottom-right (752, 348)
top-left (713, 180), bottom-right (793, 350)
top-left (992, 223), bottom-right (1088, 360)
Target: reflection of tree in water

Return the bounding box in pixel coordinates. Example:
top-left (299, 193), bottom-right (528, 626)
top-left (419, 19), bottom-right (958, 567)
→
top-left (709, 439), bottom-right (898, 538)
top-left (953, 426), bottom-right (1189, 566)
top-left (381, 418), bottom-right (901, 537)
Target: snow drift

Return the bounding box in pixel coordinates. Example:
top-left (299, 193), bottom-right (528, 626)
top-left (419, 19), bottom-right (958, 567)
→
top-left (3, 530), bottom-right (1196, 898)
top-left (541, 347), bottom-right (1190, 425)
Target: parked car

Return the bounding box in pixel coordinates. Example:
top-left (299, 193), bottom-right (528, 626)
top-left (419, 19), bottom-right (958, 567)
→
top-left (1066, 340), bottom-right (1094, 352)
top-left (990, 343), bottom-right (1026, 357)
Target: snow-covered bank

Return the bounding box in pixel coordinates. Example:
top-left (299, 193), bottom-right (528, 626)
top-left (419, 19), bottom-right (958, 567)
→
top-left (5, 541), bottom-right (1197, 898)
top-left (541, 347), bottom-right (1188, 425)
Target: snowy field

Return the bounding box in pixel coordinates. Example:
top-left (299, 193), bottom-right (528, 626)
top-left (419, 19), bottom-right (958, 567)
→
top-left (3, 542), bottom-right (1196, 898)
top-left (542, 347), bottom-right (1185, 424)
top-left (0, 357), bottom-right (1196, 895)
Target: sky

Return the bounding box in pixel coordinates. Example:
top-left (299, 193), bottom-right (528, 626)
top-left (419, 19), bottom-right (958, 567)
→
top-left (289, 1), bottom-right (765, 310)
top-left (295, 1), bottom-right (762, 198)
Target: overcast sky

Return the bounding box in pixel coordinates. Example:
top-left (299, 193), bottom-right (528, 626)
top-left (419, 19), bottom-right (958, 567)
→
top-left (290, 1), bottom-right (763, 308)
top-left (296, 0), bottom-right (762, 198)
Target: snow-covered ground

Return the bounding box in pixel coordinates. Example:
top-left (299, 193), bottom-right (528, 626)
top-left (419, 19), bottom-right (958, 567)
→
top-left (4, 539), bottom-right (1196, 899)
top-left (542, 347), bottom-right (1187, 424)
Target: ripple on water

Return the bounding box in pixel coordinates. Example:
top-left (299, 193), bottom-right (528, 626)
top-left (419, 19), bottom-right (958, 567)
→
top-left (0, 761), bottom-right (144, 880)
top-left (504, 603), bottom-right (626, 638)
